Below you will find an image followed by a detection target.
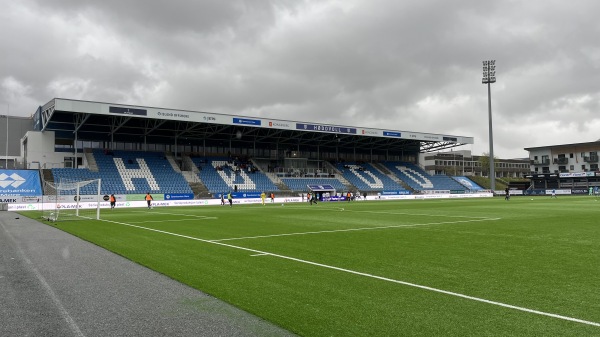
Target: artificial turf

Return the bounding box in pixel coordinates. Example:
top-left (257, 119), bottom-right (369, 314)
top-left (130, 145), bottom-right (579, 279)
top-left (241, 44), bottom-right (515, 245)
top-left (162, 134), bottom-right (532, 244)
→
top-left (25, 196), bottom-right (600, 336)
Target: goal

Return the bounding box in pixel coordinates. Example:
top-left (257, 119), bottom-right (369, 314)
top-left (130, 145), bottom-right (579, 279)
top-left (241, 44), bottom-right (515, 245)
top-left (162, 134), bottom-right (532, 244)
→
top-left (42, 178), bottom-right (102, 221)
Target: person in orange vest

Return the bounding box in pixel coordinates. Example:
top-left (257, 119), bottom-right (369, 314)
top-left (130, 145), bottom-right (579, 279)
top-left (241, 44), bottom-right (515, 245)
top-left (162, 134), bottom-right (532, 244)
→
top-left (307, 192), bottom-right (311, 203)
top-left (347, 191), bottom-right (351, 202)
top-left (109, 194), bottom-right (116, 209)
top-left (145, 192), bottom-right (154, 209)
top-left (270, 192), bottom-right (275, 203)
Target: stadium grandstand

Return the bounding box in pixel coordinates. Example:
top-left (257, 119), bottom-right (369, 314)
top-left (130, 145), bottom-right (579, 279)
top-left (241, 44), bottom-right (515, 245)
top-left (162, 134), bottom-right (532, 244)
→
top-left (1, 98), bottom-right (488, 210)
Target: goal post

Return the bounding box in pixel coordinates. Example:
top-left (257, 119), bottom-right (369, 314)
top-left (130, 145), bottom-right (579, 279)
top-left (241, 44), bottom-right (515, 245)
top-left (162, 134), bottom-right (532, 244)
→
top-left (42, 178), bottom-right (102, 221)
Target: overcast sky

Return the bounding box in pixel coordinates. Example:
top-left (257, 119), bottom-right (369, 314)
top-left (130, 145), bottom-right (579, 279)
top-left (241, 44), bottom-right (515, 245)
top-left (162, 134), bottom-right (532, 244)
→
top-left (2, 0), bottom-right (599, 158)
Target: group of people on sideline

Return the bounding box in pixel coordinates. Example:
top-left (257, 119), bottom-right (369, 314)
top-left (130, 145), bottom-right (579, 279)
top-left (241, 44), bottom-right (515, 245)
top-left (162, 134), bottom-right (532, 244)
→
top-left (108, 189), bottom-right (369, 211)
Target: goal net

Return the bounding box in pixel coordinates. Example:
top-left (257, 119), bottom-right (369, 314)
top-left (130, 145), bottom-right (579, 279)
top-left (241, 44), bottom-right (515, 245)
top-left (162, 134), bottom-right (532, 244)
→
top-left (42, 178), bottom-right (102, 221)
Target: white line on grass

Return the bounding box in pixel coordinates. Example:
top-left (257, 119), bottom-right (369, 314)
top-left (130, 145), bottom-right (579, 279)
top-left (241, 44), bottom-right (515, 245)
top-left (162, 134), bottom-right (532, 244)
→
top-left (135, 211), bottom-right (217, 219)
top-left (129, 218), bottom-right (217, 224)
top-left (212, 218), bottom-right (500, 242)
top-left (346, 209), bottom-right (493, 219)
top-left (276, 206), bottom-right (492, 219)
top-left (99, 218), bottom-right (600, 328)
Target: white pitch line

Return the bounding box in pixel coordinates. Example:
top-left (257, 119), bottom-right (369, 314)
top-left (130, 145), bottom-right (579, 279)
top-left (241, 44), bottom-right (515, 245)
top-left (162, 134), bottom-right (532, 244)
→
top-left (212, 218), bottom-right (500, 242)
top-left (129, 218), bottom-right (216, 224)
top-left (278, 206), bottom-right (492, 219)
top-left (250, 253), bottom-right (270, 257)
top-left (135, 211), bottom-right (217, 219)
top-left (98, 218), bottom-right (600, 328)
top-left (347, 209), bottom-right (493, 219)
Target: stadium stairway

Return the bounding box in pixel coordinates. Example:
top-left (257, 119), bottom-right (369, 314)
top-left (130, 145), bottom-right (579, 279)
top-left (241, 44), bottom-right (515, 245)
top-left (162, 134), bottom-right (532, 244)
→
top-left (181, 155), bottom-right (200, 173)
top-left (382, 162), bottom-right (466, 192)
top-left (335, 162), bottom-right (407, 192)
top-left (323, 161), bottom-right (355, 191)
top-left (84, 148), bottom-right (98, 172)
top-left (41, 169), bottom-right (54, 184)
top-left (181, 171), bottom-right (211, 197)
top-left (190, 156), bottom-right (279, 195)
top-left (371, 162), bottom-right (406, 186)
top-left (165, 152), bottom-right (182, 173)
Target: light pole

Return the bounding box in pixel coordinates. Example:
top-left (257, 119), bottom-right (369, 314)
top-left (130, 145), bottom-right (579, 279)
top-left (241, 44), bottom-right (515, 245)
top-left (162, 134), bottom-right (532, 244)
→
top-left (3, 104), bottom-right (7, 169)
top-left (482, 60), bottom-right (496, 192)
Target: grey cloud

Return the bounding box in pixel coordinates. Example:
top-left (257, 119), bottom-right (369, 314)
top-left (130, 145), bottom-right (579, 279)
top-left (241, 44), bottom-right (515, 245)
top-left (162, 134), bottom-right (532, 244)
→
top-left (2, 0), bottom-right (600, 158)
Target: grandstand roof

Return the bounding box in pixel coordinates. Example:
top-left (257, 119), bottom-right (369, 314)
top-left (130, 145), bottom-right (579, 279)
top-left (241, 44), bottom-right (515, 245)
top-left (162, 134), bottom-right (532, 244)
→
top-left (36, 98), bottom-right (473, 153)
top-left (524, 141), bottom-right (600, 151)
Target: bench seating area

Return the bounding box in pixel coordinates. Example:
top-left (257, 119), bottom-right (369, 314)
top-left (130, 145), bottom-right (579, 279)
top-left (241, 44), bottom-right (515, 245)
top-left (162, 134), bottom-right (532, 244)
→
top-left (335, 162), bottom-right (408, 192)
top-left (51, 150), bottom-right (193, 195)
top-left (191, 156), bottom-right (278, 194)
top-left (382, 162), bottom-right (467, 191)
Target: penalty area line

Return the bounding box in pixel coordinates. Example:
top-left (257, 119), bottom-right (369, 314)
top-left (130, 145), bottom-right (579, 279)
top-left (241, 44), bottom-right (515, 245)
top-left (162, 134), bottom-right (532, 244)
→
top-left (98, 218), bottom-right (600, 328)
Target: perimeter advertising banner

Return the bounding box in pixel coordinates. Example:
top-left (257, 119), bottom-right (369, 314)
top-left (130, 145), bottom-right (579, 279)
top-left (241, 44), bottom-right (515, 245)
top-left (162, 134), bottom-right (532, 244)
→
top-left (0, 170), bottom-right (43, 197)
top-left (164, 193), bottom-right (194, 200)
top-left (6, 193), bottom-right (495, 211)
top-left (381, 190), bottom-right (411, 195)
top-left (214, 192), bottom-right (262, 199)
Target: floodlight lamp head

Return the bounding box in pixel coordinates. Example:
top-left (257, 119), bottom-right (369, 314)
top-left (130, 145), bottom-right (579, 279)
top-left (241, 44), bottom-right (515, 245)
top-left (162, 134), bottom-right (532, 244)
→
top-left (482, 60), bottom-right (497, 84)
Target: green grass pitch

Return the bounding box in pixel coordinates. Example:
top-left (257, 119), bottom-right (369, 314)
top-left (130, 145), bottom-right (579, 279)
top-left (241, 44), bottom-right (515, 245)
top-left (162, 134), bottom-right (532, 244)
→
top-left (27, 196), bottom-right (600, 336)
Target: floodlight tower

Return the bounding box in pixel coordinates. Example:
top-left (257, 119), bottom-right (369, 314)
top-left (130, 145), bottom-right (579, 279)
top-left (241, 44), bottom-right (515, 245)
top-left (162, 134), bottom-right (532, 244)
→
top-left (482, 60), bottom-right (496, 192)
top-left (2, 104), bottom-right (7, 169)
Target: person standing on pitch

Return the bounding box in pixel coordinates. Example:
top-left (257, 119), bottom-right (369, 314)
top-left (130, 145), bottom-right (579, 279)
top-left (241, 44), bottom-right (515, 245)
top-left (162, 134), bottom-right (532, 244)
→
top-left (228, 192), bottom-right (233, 207)
top-left (270, 192), bottom-right (275, 203)
top-left (260, 191), bottom-right (266, 205)
top-left (221, 192), bottom-right (225, 206)
top-left (504, 187), bottom-right (510, 201)
top-left (145, 192), bottom-right (154, 209)
top-left (110, 194), bottom-right (116, 209)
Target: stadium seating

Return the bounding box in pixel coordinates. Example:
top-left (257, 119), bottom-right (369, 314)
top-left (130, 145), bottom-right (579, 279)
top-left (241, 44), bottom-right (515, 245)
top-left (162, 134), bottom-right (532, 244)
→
top-left (190, 156), bottom-right (278, 194)
top-left (335, 162), bottom-right (407, 192)
top-left (50, 167), bottom-right (102, 195)
top-left (51, 150), bottom-right (193, 195)
top-left (382, 162), bottom-right (466, 191)
top-left (453, 176), bottom-right (485, 191)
